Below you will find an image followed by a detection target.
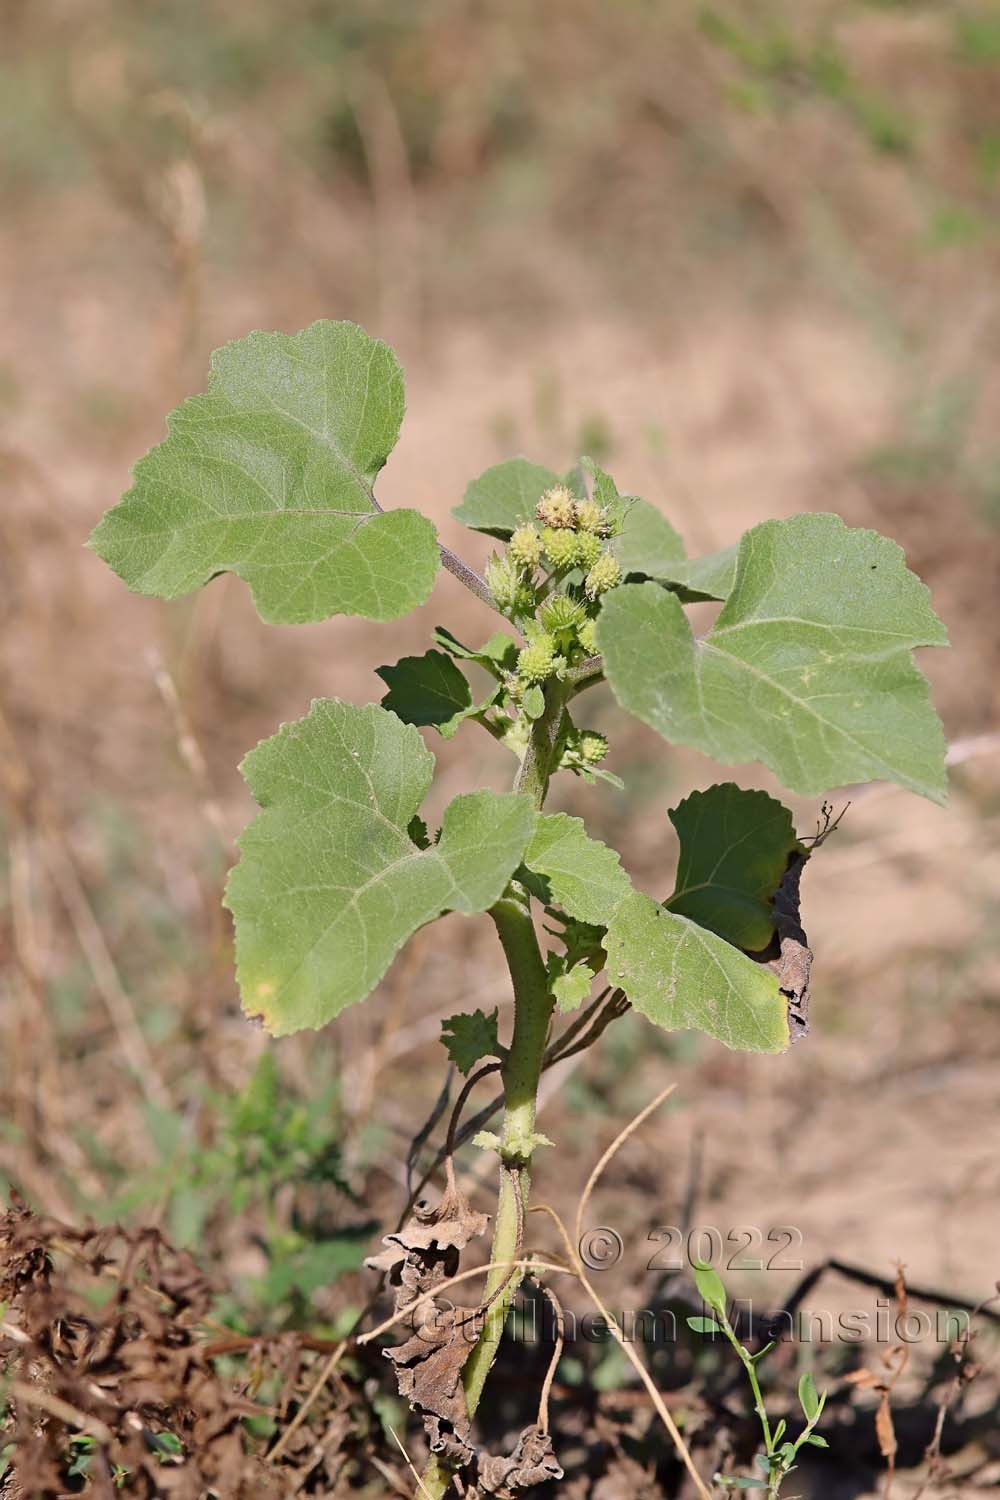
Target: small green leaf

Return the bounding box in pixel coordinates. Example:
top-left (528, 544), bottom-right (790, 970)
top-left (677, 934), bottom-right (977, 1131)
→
top-left (666, 784), bottom-right (803, 950)
top-left (523, 812), bottom-right (632, 926)
top-left (686, 1315), bottom-right (721, 1335)
top-left (598, 514), bottom-right (948, 802)
top-left (806, 1433), bottom-right (829, 1448)
top-left (552, 962), bottom-right (595, 1013)
top-left (377, 650), bottom-right (473, 736)
top-left (691, 1259), bottom-right (728, 1317)
top-left (611, 495), bottom-right (736, 602)
top-left (613, 495), bottom-right (686, 577)
top-left (452, 457), bottom-right (559, 538)
top-left (798, 1370), bottom-right (820, 1421)
top-left (433, 626), bottom-right (519, 676)
top-left (90, 320), bottom-right (439, 624)
top-left (522, 684), bottom-right (546, 720)
top-left (653, 543), bottom-right (739, 603)
top-left (441, 1008), bottom-right (503, 1074)
top-left (226, 700), bottom-right (536, 1035)
top-left (606, 892), bottom-right (788, 1053)
top-left (472, 1130), bottom-right (503, 1152)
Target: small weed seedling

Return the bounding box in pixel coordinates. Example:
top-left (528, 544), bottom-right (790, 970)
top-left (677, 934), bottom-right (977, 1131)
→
top-left (689, 1260), bottom-right (828, 1495)
top-left (90, 320), bottom-right (947, 1495)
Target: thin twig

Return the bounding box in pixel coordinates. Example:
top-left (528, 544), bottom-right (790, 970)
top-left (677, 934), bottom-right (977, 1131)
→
top-left (8, 1382), bottom-right (113, 1444)
top-left (266, 1343), bottom-right (350, 1464)
top-left (575, 1084), bottom-right (677, 1252)
top-left (531, 1199), bottom-right (712, 1500)
top-left (438, 545), bottom-right (497, 613)
top-left (531, 1278), bottom-right (565, 1435)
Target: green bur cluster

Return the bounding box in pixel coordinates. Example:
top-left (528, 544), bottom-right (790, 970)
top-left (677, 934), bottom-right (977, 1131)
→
top-left (484, 483), bottom-right (622, 720)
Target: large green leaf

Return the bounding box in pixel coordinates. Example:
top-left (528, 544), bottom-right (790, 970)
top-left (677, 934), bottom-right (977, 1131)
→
top-left (666, 784), bottom-right (803, 951)
top-left (522, 813), bottom-right (632, 925)
top-left (597, 513), bottom-right (948, 802)
top-left (605, 892), bottom-right (788, 1053)
top-left (226, 700), bottom-right (535, 1035)
top-left (89, 320), bottom-right (439, 624)
top-left (452, 458), bottom-right (559, 538)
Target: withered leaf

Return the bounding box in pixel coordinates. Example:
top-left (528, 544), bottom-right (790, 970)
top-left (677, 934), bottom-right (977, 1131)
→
top-left (368, 1177), bottom-right (489, 1469)
top-left (475, 1423), bottom-right (564, 1496)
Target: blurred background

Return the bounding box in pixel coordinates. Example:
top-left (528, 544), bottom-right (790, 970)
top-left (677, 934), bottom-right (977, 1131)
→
top-left (2, 2), bottom-right (1000, 1494)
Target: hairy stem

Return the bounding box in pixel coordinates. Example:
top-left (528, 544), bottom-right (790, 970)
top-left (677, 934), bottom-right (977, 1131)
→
top-left (462, 897), bottom-right (554, 1412)
top-left (420, 678), bottom-right (571, 1496)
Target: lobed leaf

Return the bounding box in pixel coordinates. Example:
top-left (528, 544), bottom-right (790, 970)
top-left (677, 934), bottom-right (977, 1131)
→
top-left (666, 784), bottom-right (803, 951)
top-left (452, 458), bottom-right (560, 538)
top-left (441, 1009), bottom-right (503, 1074)
top-left (89, 320), bottom-right (439, 624)
top-left (226, 700), bottom-right (535, 1035)
top-left (522, 812), bottom-right (632, 925)
top-left (605, 892), bottom-right (789, 1053)
top-left (598, 513), bottom-right (948, 802)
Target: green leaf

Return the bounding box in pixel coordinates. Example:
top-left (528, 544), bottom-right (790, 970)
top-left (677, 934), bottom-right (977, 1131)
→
top-left (552, 962), bottom-right (595, 1013)
top-left (452, 457), bottom-right (559, 538)
top-left (691, 1259), bottom-right (728, 1317)
top-left (441, 1008), bottom-right (502, 1073)
top-left (377, 650), bottom-right (481, 738)
top-left (226, 700), bottom-right (535, 1035)
top-left (806, 1433), bottom-right (829, 1448)
top-left (605, 892), bottom-right (789, 1053)
top-left (666, 784), bottom-right (803, 950)
top-left (798, 1370), bottom-right (820, 1421)
top-left (653, 544), bottom-right (739, 603)
top-left (434, 626), bottom-right (519, 675)
top-left (598, 514), bottom-right (948, 802)
top-left (612, 496), bottom-right (736, 602)
top-left (89, 320), bottom-right (439, 624)
top-left (613, 495), bottom-right (686, 577)
top-left (686, 1315), bottom-right (722, 1335)
top-left (523, 812), bottom-right (632, 925)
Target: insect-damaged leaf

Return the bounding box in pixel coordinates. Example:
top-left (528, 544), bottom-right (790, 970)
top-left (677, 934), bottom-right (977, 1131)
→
top-left (89, 320), bottom-right (439, 624)
top-left (605, 892), bottom-right (789, 1053)
top-left (666, 784), bottom-right (804, 951)
top-left (452, 458), bottom-right (560, 539)
top-left (597, 513), bottom-right (948, 802)
top-left (226, 700), bottom-right (535, 1035)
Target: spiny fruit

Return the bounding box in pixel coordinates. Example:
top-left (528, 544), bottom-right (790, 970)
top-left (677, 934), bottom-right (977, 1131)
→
top-left (536, 484), bottom-right (577, 529)
top-left (579, 730), bottom-right (609, 764)
top-left (486, 552), bottom-right (535, 615)
top-left (585, 552), bottom-right (622, 598)
top-left (541, 527), bottom-right (580, 570)
top-left (577, 619), bottom-right (599, 655)
top-left (517, 633), bottom-right (559, 683)
top-left (573, 531), bottom-right (603, 570)
top-left (509, 524), bottom-right (543, 569)
top-left (539, 595), bottom-right (586, 634)
top-left (574, 499), bottom-right (609, 535)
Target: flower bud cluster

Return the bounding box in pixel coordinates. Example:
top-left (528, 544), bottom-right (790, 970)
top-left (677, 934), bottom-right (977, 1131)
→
top-left (485, 483), bottom-right (624, 706)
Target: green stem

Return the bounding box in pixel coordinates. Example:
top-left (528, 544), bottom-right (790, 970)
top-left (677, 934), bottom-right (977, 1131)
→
top-left (419, 679), bottom-right (569, 1496)
top-left (463, 895), bottom-right (554, 1410)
